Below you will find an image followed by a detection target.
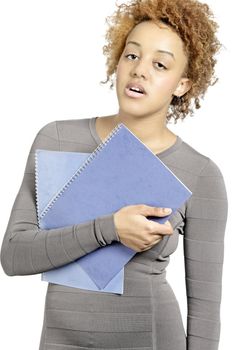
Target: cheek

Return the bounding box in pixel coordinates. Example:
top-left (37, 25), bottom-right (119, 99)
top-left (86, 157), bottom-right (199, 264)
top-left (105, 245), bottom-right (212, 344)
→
top-left (116, 61), bottom-right (125, 82)
top-left (116, 64), bottom-right (127, 93)
top-left (154, 75), bottom-right (179, 94)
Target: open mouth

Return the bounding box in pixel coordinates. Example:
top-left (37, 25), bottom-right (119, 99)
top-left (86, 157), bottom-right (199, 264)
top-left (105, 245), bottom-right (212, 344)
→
top-left (125, 86), bottom-right (146, 98)
top-left (128, 87), bottom-right (144, 94)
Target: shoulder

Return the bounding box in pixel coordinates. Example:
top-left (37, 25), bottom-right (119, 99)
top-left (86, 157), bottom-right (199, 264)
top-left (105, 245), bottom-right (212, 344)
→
top-left (178, 140), bottom-right (228, 212)
top-left (37, 117), bottom-right (90, 139)
top-left (25, 117), bottom-right (94, 174)
top-left (174, 138), bottom-right (224, 179)
top-left (165, 138), bottom-right (227, 207)
top-left (34, 117), bottom-right (94, 149)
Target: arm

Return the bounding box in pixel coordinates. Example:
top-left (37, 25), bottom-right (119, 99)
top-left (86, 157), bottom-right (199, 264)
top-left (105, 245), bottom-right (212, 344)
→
top-left (184, 158), bottom-right (228, 350)
top-left (0, 121), bottom-right (120, 276)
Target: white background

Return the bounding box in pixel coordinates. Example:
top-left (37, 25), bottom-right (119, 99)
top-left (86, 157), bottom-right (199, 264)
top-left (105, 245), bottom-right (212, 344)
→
top-left (0, 1), bottom-right (232, 349)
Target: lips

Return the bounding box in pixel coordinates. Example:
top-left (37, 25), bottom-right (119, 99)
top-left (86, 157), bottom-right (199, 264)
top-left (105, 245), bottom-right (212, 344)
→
top-left (126, 82), bottom-right (147, 95)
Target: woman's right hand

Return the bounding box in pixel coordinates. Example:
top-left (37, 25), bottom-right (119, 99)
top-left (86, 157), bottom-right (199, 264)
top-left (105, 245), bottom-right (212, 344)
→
top-left (113, 204), bottom-right (173, 252)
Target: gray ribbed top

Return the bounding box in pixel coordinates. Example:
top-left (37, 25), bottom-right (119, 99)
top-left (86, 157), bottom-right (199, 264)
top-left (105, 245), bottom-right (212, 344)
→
top-left (0, 117), bottom-right (228, 350)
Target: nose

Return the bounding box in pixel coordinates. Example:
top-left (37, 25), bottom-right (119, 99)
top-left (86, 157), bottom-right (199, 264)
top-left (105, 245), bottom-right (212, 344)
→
top-left (130, 59), bottom-right (149, 79)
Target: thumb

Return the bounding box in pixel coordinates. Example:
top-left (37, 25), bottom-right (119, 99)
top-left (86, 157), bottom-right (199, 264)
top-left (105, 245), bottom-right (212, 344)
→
top-left (134, 204), bottom-right (172, 217)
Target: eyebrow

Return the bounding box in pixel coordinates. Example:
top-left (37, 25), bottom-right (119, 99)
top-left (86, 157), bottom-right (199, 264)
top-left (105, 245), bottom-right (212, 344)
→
top-left (126, 40), bottom-right (175, 60)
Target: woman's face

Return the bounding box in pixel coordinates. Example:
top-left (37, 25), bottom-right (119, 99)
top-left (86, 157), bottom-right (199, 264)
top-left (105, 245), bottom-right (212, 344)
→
top-left (115, 20), bottom-right (191, 120)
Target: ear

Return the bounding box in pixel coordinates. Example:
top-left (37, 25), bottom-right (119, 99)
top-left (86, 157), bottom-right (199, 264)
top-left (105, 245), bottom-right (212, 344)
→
top-left (173, 77), bottom-right (192, 97)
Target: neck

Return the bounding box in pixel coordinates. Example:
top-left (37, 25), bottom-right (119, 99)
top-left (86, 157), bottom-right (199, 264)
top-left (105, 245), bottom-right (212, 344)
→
top-left (111, 110), bottom-right (176, 150)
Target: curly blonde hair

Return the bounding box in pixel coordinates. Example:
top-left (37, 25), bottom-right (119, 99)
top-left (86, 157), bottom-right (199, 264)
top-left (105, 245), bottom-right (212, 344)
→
top-left (101, 0), bottom-right (222, 123)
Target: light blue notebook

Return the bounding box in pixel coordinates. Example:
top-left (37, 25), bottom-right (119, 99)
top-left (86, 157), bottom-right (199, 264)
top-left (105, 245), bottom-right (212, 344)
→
top-left (35, 149), bottom-right (124, 294)
top-left (35, 123), bottom-right (192, 294)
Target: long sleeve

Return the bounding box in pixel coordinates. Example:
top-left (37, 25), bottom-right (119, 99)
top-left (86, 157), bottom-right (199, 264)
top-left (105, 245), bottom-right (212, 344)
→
top-left (184, 158), bottom-right (228, 350)
top-left (0, 121), bottom-right (120, 276)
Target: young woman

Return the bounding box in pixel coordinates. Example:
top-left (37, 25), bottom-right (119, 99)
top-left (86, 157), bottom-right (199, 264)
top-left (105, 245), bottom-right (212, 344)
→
top-left (0, 0), bottom-right (228, 349)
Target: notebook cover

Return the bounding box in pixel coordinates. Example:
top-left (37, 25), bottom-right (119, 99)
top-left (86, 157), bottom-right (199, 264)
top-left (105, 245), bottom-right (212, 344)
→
top-left (35, 123), bottom-right (192, 291)
top-left (35, 149), bottom-right (124, 294)
top-left (42, 261), bottom-right (124, 294)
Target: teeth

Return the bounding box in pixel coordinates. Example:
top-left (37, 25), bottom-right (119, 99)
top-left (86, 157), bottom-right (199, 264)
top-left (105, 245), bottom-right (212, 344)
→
top-left (130, 87), bottom-right (143, 93)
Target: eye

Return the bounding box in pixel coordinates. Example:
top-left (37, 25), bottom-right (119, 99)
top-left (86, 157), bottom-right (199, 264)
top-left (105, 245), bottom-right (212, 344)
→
top-left (125, 53), bottom-right (139, 60)
top-left (153, 62), bottom-right (167, 70)
top-left (125, 53), bottom-right (167, 70)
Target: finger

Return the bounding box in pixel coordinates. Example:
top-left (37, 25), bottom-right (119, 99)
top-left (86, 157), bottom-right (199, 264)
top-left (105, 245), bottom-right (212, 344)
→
top-left (142, 237), bottom-right (162, 251)
top-left (151, 222), bottom-right (173, 235)
top-left (164, 220), bottom-right (173, 228)
top-left (133, 204), bottom-right (171, 216)
top-left (150, 207), bottom-right (172, 217)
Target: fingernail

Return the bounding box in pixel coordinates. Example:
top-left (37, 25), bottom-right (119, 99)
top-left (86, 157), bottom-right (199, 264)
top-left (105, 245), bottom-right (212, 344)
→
top-left (163, 208), bottom-right (172, 213)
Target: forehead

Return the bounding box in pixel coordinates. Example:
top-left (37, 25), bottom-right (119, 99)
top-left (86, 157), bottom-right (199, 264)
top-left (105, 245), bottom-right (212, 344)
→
top-left (126, 20), bottom-right (186, 59)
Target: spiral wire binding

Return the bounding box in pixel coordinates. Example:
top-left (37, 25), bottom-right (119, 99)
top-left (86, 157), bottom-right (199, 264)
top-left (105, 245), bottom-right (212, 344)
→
top-left (39, 123), bottom-right (123, 220)
top-left (34, 149), bottom-right (41, 226)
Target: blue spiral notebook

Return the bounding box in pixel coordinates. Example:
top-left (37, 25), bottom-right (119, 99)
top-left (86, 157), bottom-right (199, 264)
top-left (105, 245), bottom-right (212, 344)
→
top-left (35, 123), bottom-right (192, 294)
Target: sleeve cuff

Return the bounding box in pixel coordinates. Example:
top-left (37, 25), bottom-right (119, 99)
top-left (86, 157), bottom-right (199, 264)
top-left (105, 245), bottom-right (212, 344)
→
top-left (95, 213), bottom-right (120, 245)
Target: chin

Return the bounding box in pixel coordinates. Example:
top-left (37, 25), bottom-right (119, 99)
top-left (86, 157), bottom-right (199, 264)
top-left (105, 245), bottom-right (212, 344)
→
top-left (118, 100), bottom-right (149, 116)
top-left (118, 108), bottom-right (150, 121)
